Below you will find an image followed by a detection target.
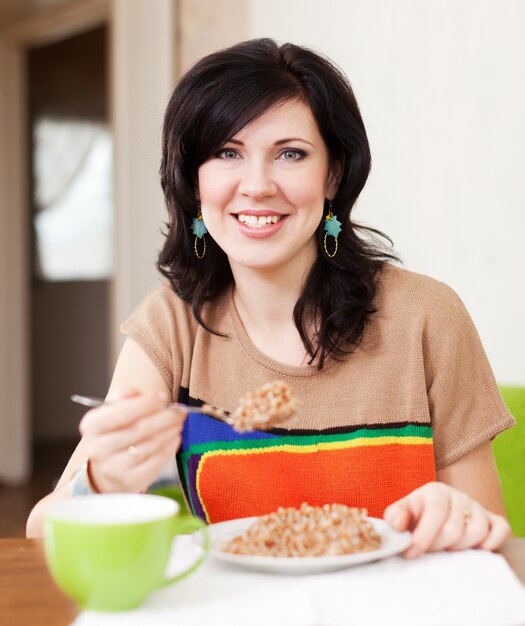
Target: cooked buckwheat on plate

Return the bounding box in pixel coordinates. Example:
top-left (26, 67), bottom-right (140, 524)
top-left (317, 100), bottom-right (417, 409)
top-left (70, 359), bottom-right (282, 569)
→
top-left (209, 503), bottom-right (412, 574)
top-left (220, 503), bottom-right (381, 557)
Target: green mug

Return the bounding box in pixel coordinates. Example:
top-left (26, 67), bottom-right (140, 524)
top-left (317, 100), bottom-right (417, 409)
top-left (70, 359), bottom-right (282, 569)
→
top-left (44, 493), bottom-right (208, 612)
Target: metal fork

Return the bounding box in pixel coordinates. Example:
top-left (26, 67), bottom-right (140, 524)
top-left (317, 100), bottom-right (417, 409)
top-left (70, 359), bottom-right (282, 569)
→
top-left (70, 394), bottom-right (235, 425)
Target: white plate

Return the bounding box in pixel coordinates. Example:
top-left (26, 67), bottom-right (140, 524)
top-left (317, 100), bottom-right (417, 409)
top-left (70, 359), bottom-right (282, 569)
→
top-left (209, 516), bottom-right (412, 575)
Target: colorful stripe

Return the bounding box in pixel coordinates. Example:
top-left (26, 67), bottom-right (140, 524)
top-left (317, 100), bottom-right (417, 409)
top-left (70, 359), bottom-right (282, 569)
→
top-left (177, 411), bottom-right (436, 524)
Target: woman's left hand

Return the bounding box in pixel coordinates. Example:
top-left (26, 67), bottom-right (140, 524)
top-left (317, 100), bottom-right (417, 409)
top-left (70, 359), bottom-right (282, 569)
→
top-left (383, 482), bottom-right (512, 558)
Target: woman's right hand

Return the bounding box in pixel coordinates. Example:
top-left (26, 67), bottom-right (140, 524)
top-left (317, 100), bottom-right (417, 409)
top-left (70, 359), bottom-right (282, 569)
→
top-left (79, 388), bottom-right (187, 494)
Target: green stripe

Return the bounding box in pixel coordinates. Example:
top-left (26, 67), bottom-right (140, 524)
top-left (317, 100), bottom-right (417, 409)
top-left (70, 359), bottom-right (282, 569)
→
top-left (181, 457), bottom-right (197, 516)
top-left (180, 424), bottom-right (432, 464)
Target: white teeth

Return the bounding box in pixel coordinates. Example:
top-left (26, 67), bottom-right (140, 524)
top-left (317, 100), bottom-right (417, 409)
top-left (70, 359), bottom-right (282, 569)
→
top-left (237, 214), bottom-right (282, 228)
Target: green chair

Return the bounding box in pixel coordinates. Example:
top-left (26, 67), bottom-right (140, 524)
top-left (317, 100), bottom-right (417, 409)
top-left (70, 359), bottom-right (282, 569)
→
top-left (149, 482), bottom-right (189, 513)
top-left (493, 386), bottom-right (525, 537)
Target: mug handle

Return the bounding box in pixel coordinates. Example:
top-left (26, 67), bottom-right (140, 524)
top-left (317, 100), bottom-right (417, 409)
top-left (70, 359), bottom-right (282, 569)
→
top-left (159, 515), bottom-right (209, 587)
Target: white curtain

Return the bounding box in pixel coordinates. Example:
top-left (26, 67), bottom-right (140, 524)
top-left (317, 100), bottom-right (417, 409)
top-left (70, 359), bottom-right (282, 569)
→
top-left (33, 117), bottom-right (113, 281)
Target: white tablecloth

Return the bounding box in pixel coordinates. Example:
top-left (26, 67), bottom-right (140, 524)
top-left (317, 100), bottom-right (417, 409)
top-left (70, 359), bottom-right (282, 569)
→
top-left (73, 537), bottom-right (525, 626)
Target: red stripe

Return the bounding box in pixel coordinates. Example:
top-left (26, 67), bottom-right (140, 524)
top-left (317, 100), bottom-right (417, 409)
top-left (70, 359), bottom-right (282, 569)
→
top-left (198, 444), bottom-right (436, 522)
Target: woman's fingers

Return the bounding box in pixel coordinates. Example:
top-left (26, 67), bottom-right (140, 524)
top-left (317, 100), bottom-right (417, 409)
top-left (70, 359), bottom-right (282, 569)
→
top-left (478, 512), bottom-right (512, 551)
top-left (385, 483), bottom-right (451, 557)
top-left (84, 406), bottom-right (186, 460)
top-left (79, 391), bottom-right (170, 436)
top-left (88, 432), bottom-right (179, 493)
top-left (91, 426), bottom-right (183, 493)
top-left (127, 435), bottom-right (182, 492)
top-left (383, 497), bottom-right (419, 531)
top-left (384, 482), bottom-right (512, 557)
top-left (404, 488), bottom-right (451, 557)
top-left (119, 417), bottom-right (183, 466)
top-left (81, 390), bottom-right (187, 494)
top-left (444, 501), bottom-right (490, 551)
top-left (424, 500), bottom-right (466, 552)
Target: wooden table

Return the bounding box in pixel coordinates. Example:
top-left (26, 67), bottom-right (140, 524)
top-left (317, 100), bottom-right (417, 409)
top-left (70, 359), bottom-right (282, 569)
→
top-left (0, 539), bottom-right (77, 626)
top-left (1, 538), bottom-right (524, 626)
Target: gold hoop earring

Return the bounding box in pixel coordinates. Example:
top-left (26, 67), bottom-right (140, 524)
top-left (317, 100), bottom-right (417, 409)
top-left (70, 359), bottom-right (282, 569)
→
top-left (191, 206), bottom-right (208, 260)
top-left (323, 232), bottom-right (338, 258)
top-left (194, 235), bottom-right (206, 259)
top-left (322, 200), bottom-right (341, 258)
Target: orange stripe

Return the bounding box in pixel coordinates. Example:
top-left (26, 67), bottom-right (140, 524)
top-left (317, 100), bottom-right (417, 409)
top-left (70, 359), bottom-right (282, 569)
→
top-left (197, 444), bottom-right (436, 523)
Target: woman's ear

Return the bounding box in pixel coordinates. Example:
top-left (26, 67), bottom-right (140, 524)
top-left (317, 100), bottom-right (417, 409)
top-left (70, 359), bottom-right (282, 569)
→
top-left (326, 160), bottom-right (342, 200)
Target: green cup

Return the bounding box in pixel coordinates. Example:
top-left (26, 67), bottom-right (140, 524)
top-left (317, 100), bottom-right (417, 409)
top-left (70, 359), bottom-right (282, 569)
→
top-left (44, 493), bottom-right (208, 612)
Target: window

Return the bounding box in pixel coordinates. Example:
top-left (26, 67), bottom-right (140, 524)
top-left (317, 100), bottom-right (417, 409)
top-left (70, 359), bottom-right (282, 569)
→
top-left (33, 117), bottom-right (113, 281)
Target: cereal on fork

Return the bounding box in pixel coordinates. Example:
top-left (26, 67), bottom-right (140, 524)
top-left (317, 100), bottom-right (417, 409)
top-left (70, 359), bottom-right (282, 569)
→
top-left (228, 380), bottom-right (297, 432)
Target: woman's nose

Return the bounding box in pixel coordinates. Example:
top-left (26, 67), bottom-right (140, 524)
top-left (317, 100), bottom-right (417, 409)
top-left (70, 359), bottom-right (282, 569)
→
top-left (238, 160), bottom-right (278, 199)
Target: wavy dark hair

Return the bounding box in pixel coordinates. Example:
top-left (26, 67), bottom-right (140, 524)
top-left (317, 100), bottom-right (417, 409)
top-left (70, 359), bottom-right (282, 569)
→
top-left (158, 38), bottom-right (399, 368)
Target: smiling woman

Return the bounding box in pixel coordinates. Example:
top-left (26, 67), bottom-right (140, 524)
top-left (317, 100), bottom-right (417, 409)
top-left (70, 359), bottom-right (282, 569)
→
top-left (27, 40), bottom-right (515, 559)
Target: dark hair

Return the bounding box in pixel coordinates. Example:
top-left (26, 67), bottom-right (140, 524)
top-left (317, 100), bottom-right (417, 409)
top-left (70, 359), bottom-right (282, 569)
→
top-left (158, 38), bottom-right (399, 368)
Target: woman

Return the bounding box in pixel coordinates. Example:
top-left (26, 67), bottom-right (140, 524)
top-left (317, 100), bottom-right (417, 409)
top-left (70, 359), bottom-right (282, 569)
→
top-left (27, 39), bottom-right (514, 557)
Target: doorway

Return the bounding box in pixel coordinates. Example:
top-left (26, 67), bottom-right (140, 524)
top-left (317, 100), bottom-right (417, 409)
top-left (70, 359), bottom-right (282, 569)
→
top-left (28, 26), bottom-right (111, 492)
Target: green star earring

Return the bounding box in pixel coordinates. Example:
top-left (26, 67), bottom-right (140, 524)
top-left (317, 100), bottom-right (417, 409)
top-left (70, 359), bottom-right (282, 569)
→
top-left (323, 201), bottom-right (341, 258)
top-left (191, 207), bottom-right (208, 259)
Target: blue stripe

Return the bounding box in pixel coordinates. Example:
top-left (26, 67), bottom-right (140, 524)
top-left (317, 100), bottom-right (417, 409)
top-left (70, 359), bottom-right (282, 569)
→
top-left (180, 411), bottom-right (276, 449)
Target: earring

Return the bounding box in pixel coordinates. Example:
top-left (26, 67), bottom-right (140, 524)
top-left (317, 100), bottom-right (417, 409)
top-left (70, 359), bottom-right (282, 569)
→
top-left (323, 200), bottom-right (342, 258)
top-left (191, 206), bottom-right (208, 259)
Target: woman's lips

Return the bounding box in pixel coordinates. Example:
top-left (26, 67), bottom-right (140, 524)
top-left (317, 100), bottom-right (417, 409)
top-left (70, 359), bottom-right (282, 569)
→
top-left (232, 213), bottom-right (288, 239)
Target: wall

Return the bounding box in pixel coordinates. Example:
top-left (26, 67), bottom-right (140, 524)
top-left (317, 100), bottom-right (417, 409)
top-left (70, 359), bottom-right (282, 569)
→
top-left (178, 0), bottom-right (248, 72)
top-left (0, 0), bottom-right (67, 25)
top-left (0, 40), bottom-right (29, 481)
top-left (246, 0), bottom-right (525, 385)
top-left (110, 0), bottom-right (177, 358)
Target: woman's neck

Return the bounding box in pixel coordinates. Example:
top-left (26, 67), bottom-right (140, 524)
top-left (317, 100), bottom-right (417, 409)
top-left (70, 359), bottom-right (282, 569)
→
top-left (233, 270), bottom-right (301, 323)
top-left (229, 254), bottom-right (317, 366)
top-left (230, 248), bottom-right (313, 322)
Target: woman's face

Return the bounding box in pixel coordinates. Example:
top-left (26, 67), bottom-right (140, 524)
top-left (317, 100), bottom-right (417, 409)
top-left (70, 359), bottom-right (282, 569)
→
top-left (197, 99), bottom-right (339, 275)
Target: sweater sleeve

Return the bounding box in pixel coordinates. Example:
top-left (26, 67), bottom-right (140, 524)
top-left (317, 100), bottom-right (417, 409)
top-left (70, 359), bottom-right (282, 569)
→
top-left (421, 283), bottom-right (515, 470)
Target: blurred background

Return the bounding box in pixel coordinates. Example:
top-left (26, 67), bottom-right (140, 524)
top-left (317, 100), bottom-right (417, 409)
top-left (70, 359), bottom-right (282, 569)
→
top-left (0, 0), bottom-right (523, 536)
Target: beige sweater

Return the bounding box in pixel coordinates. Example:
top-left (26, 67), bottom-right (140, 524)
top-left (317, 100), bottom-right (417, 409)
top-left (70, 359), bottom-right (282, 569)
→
top-left (122, 264), bottom-right (514, 522)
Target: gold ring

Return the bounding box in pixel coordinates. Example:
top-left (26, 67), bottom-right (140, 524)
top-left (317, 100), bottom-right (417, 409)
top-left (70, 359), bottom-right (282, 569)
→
top-left (128, 445), bottom-right (141, 460)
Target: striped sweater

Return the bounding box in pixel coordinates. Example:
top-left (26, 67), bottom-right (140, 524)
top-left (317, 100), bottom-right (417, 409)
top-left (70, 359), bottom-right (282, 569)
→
top-left (122, 264), bottom-right (514, 523)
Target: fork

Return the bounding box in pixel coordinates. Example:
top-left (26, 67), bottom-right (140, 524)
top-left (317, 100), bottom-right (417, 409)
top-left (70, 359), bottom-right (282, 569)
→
top-left (70, 394), bottom-right (235, 425)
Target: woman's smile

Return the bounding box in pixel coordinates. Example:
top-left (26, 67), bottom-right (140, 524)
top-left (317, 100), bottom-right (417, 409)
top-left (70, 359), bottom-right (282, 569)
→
top-left (232, 211), bottom-right (289, 238)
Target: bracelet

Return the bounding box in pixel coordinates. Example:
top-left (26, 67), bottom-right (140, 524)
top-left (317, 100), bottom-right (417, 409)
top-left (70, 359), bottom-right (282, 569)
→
top-left (69, 460), bottom-right (98, 497)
